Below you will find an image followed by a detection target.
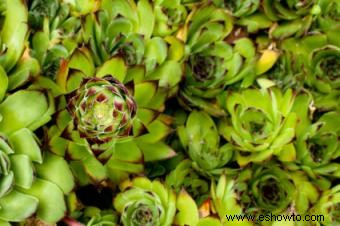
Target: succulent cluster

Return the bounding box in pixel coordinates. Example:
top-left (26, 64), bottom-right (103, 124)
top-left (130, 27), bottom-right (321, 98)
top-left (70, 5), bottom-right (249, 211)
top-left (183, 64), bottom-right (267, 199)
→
top-left (0, 0), bottom-right (339, 225)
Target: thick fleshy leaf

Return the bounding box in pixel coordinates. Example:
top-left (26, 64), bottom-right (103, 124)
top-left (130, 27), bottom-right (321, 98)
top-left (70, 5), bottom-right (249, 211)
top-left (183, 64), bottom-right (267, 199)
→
top-left (82, 157), bottom-right (107, 182)
top-left (174, 189), bottom-right (199, 225)
top-left (35, 153), bottom-right (75, 194)
top-left (134, 81), bottom-right (157, 106)
top-left (68, 48), bottom-right (95, 77)
top-left (137, 141), bottom-right (176, 162)
top-left (113, 141), bottom-right (143, 162)
top-left (147, 60), bottom-right (182, 88)
top-left (0, 90), bottom-right (50, 135)
top-left (255, 50), bottom-right (280, 75)
top-left (7, 56), bottom-right (40, 91)
top-left (137, 0), bottom-right (154, 39)
top-left (17, 179), bottom-right (66, 223)
top-left (96, 58), bottom-right (127, 82)
top-left (0, 172), bottom-right (13, 198)
top-left (0, 190), bottom-right (38, 222)
top-left (8, 128), bottom-right (42, 163)
top-left (0, 66), bottom-right (7, 102)
top-left (9, 154), bottom-right (33, 189)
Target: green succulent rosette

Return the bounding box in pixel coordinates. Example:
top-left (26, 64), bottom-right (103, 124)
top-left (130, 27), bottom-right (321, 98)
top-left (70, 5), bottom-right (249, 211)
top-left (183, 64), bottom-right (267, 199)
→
top-left (291, 93), bottom-right (340, 179)
top-left (250, 165), bottom-right (295, 213)
top-left (208, 174), bottom-right (253, 226)
top-left (177, 4), bottom-right (235, 116)
top-left (46, 74), bottom-right (142, 186)
top-left (279, 34), bottom-right (340, 109)
top-left (28, 0), bottom-right (81, 79)
top-left (113, 177), bottom-right (176, 226)
top-left (262, 0), bottom-right (316, 21)
top-left (237, 164), bottom-right (321, 218)
top-left (81, 0), bottom-right (184, 83)
top-left (82, 0), bottom-right (157, 67)
top-left (261, 0), bottom-right (316, 39)
top-left (178, 111), bottom-right (233, 175)
top-left (306, 45), bottom-right (340, 110)
top-left (219, 87), bottom-right (298, 166)
top-left (0, 89), bottom-right (74, 224)
top-left (309, 185), bottom-right (340, 226)
top-left (67, 76), bottom-right (137, 144)
top-left (314, 0), bottom-right (340, 44)
top-left (165, 159), bottom-right (210, 205)
top-left (180, 37), bottom-right (264, 116)
top-left (45, 47), bottom-right (179, 185)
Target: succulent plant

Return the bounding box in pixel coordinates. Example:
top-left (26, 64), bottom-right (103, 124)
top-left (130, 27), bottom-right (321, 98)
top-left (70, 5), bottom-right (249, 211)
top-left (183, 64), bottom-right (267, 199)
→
top-left (219, 87), bottom-right (298, 166)
top-left (292, 93), bottom-right (340, 178)
top-left (262, 0), bottom-right (316, 21)
top-left (310, 185), bottom-right (340, 225)
top-left (45, 43), bottom-right (179, 184)
top-left (178, 111), bottom-right (233, 175)
top-left (165, 159), bottom-right (210, 205)
top-left (113, 177), bottom-right (176, 226)
top-left (250, 165), bottom-right (295, 213)
top-left (209, 174), bottom-right (253, 226)
top-left (0, 88), bottom-right (74, 224)
top-left (67, 76), bottom-right (137, 144)
top-left (306, 45), bottom-right (340, 111)
top-left (177, 3), bottom-right (234, 116)
top-left (28, 0), bottom-right (81, 79)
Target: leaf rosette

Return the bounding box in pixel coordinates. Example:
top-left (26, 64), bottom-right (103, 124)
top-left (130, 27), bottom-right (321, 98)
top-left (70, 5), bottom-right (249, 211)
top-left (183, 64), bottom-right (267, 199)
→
top-left (47, 47), bottom-right (179, 185)
top-left (310, 185), bottom-right (340, 225)
top-left (250, 165), bottom-right (295, 213)
top-left (220, 88), bottom-right (298, 166)
top-left (238, 164), bottom-right (320, 217)
top-left (67, 76), bottom-right (137, 144)
top-left (262, 0), bottom-right (316, 21)
top-left (28, 0), bottom-right (81, 79)
top-left (114, 177), bottom-right (176, 226)
top-left (178, 111), bottom-right (233, 175)
top-left (0, 89), bottom-right (74, 225)
top-left (292, 94), bottom-right (340, 178)
top-left (307, 45), bottom-right (340, 110)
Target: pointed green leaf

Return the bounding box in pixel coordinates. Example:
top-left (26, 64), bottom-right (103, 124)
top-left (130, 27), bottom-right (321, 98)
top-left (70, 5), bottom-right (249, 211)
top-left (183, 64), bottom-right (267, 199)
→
top-left (137, 141), bottom-right (176, 162)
